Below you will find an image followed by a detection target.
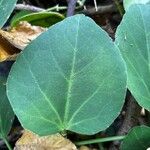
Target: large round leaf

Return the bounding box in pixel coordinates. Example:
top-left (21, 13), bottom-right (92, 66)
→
top-left (121, 126), bottom-right (150, 150)
top-left (123, 0), bottom-right (150, 11)
top-left (0, 0), bottom-right (17, 28)
top-left (0, 76), bottom-right (14, 139)
top-left (115, 4), bottom-right (150, 110)
top-left (7, 15), bottom-right (127, 135)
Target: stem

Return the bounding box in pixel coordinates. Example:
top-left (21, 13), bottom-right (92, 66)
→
top-left (113, 0), bottom-right (124, 16)
top-left (2, 137), bottom-right (12, 150)
top-left (45, 4), bottom-right (84, 13)
top-left (93, 0), bottom-right (98, 11)
top-left (45, 5), bottom-right (67, 12)
top-left (15, 4), bottom-right (45, 12)
top-left (80, 4), bottom-right (116, 15)
top-left (75, 135), bottom-right (125, 146)
top-left (15, 2), bottom-right (85, 13)
top-left (67, 0), bottom-right (78, 17)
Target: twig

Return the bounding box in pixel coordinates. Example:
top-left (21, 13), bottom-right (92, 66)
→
top-left (46, 5), bottom-right (67, 12)
top-left (80, 4), bottom-right (116, 15)
top-left (15, 3), bottom-right (117, 15)
top-left (15, 4), bottom-right (45, 12)
top-left (93, 0), bottom-right (98, 11)
top-left (117, 93), bottom-right (141, 135)
top-left (67, 0), bottom-right (78, 17)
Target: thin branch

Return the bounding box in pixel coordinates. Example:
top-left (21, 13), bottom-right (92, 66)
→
top-left (46, 5), bottom-right (67, 12)
top-left (117, 93), bottom-right (142, 135)
top-left (67, 0), bottom-right (78, 17)
top-left (80, 4), bottom-right (116, 15)
top-left (93, 0), bottom-right (98, 11)
top-left (15, 4), bottom-right (45, 12)
top-left (15, 3), bottom-right (117, 15)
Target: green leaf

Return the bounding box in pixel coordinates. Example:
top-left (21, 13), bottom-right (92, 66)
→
top-left (11, 10), bottom-right (32, 27)
top-left (11, 11), bottom-right (65, 27)
top-left (115, 4), bottom-right (150, 110)
top-left (7, 14), bottom-right (127, 136)
top-left (0, 76), bottom-right (14, 139)
top-left (123, 0), bottom-right (150, 11)
top-left (0, 0), bottom-right (17, 28)
top-left (121, 126), bottom-right (150, 150)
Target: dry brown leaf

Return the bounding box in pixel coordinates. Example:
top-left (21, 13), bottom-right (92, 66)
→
top-left (0, 21), bottom-right (46, 62)
top-left (0, 35), bottom-right (19, 61)
top-left (14, 130), bottom-right (77, 150)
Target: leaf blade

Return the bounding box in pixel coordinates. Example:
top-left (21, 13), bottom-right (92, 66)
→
top-left (0, 76), bottom-right (14, 139)
top-left (123, 0), bottom-right (150, 11)
top-left (7, 15), bottom-right (127, 135)
top-left (0, 0), bottom-right (17, 28)
top-left (115, 4), bottom-right (150, 110)
top-left (121, 126), bottom-right (150, 150)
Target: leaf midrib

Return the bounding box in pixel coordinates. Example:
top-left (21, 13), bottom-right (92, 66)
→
top-left (63, 16), bottom-right (81, 125)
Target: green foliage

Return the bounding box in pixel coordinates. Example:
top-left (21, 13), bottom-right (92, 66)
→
top-left (11, 10), bottom-right (32, 27)
top-left (123, 0), bottom-right (150, 10)
top-left (0, 0), bottom-right (17, 28)
top-left (7, 15), bottom-right (127, 136)
top-left (121, 126), bottom-right (150, 150)
top-left (0, 0), bottom-right (149, 148)
top-left (11, 11), bottom-right (65, 27)
top-left (115, 4), bottom-right (150, 110)
top-left (0, 76), bottom-right (14, 139)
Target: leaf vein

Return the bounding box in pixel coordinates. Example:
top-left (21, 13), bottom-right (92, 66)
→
top-left (68, 65), bottom-right (117, 125)
top-left (22, 55), bottom-right (62, 125)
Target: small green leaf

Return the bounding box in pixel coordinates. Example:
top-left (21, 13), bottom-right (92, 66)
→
top-left (7, 15), bottom-right (127, 136)
top-left (123, 0), bottom-right (150, 11)
top-left (11, 11), bottom-right (65, 27)
top-left (0, 0), bottom-right (17, 28)
top-left (121, 126), bottom-right (150, 150)
top-left (11, 10), bottom-right (32, 27)
top-left (115, 4), bottom-right (150, 110)
top-left (0, 76), bottom-right (14, 139)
